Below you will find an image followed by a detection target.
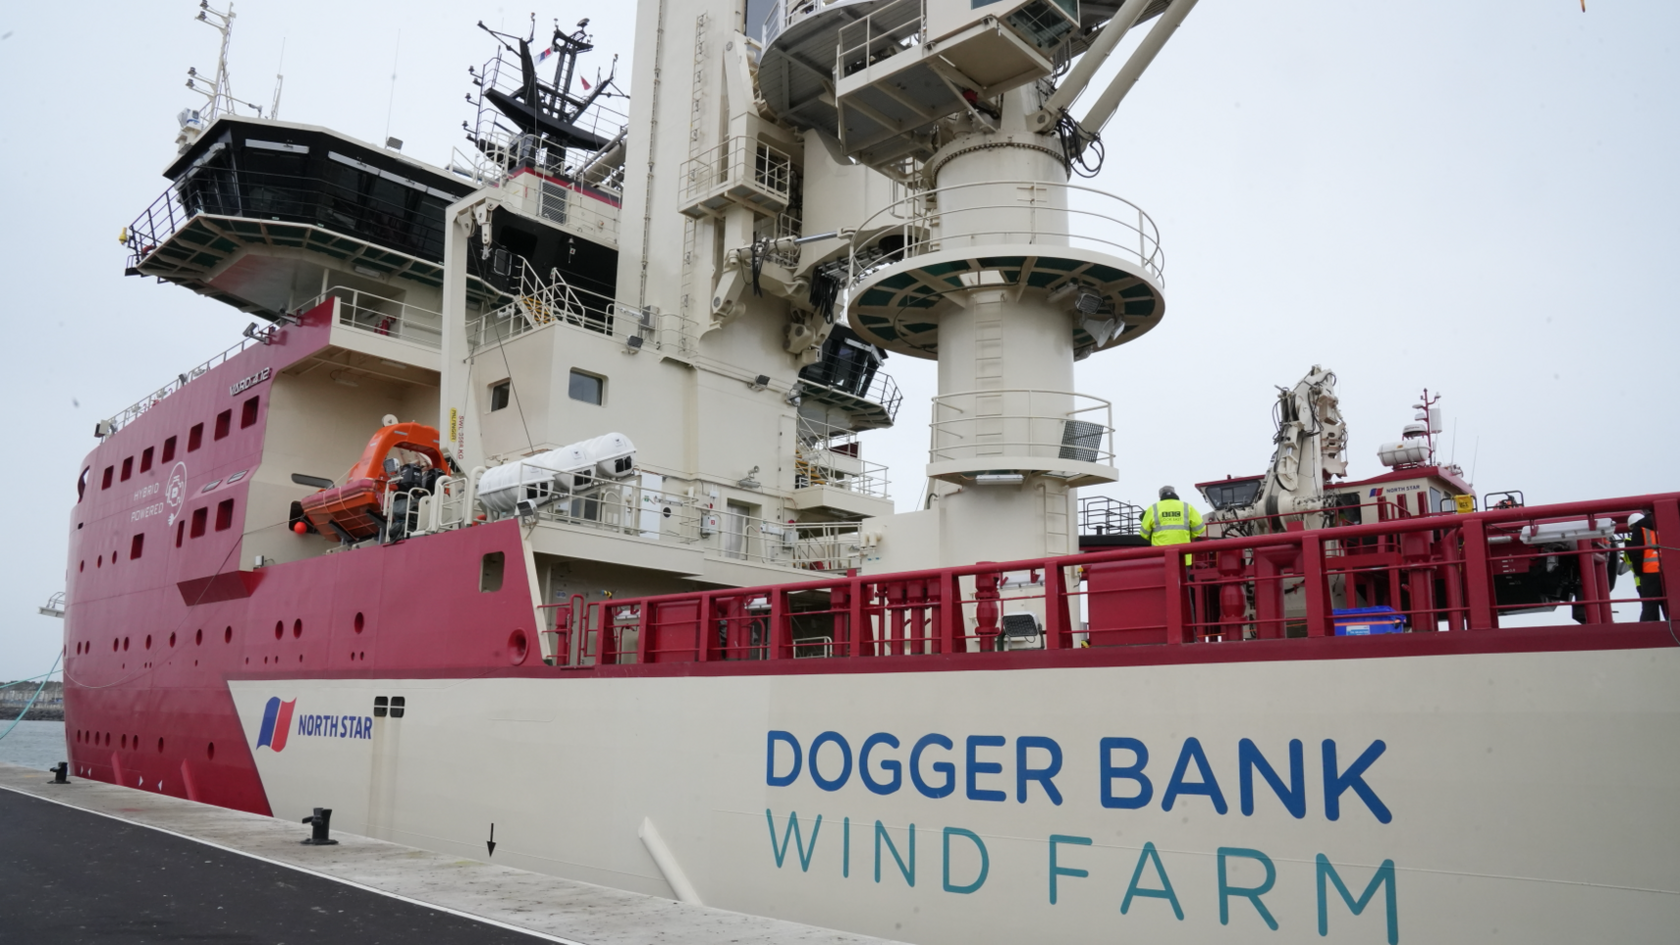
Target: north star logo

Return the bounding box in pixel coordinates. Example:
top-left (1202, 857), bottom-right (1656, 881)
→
top-left (256, 697), bottom-right (296, 752)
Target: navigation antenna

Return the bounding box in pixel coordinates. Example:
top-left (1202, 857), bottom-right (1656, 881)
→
top-left (178, 1), bottom-right (268, 152)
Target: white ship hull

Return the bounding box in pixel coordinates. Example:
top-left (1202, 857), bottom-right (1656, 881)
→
top-left (232, 642), bottom-right (1680, 944)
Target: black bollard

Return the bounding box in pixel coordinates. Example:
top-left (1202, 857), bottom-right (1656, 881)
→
top-left (48, 762), bottom-right (69, 785)
top-left (300, 807), bottom-right (340, 845)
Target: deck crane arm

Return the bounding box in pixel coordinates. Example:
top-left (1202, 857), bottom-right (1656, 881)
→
top-left (1209, 366), bottom-right (1350, 534)
top-left (1029, 0), bottom-right (1202, 136)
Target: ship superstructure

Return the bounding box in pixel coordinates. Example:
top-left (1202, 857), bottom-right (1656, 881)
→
top-left (55, 3), bottom-right (1680, 943)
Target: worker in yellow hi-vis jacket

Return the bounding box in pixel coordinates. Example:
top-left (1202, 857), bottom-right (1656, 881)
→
top-left (1140, 485), bottom-right (1205, 565)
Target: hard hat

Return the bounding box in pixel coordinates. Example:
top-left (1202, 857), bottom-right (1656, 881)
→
top-left (1158, 485), bottom-right (1176, 499)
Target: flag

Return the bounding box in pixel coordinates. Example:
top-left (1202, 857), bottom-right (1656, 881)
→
top-left (580, 76), bottom-right (591, 91)
top-left (537, 45), bottom-right (556, 64)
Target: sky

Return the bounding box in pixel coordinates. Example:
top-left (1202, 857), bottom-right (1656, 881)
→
top-left (0, 0), bottom-right (1674, 678)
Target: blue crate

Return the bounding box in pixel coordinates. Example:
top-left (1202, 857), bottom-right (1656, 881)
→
top-left (1332, 606), bottom-right (1406, 636)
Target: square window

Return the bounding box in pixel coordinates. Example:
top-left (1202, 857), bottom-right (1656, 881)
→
top-left (130, 534), bottom-right (144, 560)
top-left (373, 696), bottom-right (388, 718)
top-left (190, 507), bottom-right (208, 538)
top-left (241, 396), bottom-right (260, 428)
top-left (215, 498), bottom-right (235, 532)
top-left (176, 520), bottom-right (185, 548)
top-left (162, 436), bottom-right (177, 463)
top-left (568, 370), bottom-right (603, 405)
top-left (214, 410), bottom-right (232, 440)
top-left (102, 466), bottom-right (114, 489)
top-left (489, 380), bottom-right (511, 412)
top-left (140, 447), bottom-right (154, 473)
top-left (120, 457), bottom-right (133, 482)
top-left (188, 424), bottom-right (204, 452)
top-left (389, 696), bottom-right (405, 719)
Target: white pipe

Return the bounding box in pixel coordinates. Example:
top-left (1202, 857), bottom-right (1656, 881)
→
top-left (1079, 0), bottom-right (1200, 135)
top-left (638, 817), bottom-right (702, 905)
top-left (1033, 0), bottom-right (1155, 125)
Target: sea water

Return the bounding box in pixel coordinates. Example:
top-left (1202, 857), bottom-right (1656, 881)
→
top-left (0, 720), bottom-right (67, 772)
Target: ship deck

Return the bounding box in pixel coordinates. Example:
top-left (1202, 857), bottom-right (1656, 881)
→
top-left (0, 763), bottom-right (900, 945)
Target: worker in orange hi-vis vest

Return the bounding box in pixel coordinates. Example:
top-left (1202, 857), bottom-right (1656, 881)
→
top-left (1624, 511), bottom-right (1667, 622)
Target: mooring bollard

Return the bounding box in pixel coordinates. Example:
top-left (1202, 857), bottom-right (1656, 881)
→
top-left (48, 762), bottom-right (69, 785)
top-left (300, 807), bottom-right (340, 845)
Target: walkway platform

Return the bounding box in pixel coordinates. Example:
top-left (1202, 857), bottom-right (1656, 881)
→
top-left (0, 762), bottom-right (900, 945)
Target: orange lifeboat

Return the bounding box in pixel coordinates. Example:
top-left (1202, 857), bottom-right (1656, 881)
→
top-left (300, 423), bottom-right (448, 542)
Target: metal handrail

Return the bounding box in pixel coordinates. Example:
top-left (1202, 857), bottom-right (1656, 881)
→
top-left (126, 166), bottom-right (455, 267)
top-left (96, 335), bottom-right (261, 438)
top-left (296, 287), bottom-right (443, 350)
top-left (678, 136), bottom-right (794, 206)
top-left (795, 416), bottom-right (891, 499)
top-left (929, 388), bottom-right (1116, 466)
top-left (468, 259), bottom-right (697, 357)
top-left (836, 0), bottom-right (924, 80)
top-left (847, 179), bottom-right (1166, 286)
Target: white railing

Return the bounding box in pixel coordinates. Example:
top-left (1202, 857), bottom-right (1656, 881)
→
top-left (679, 136), bottom-right (794, 209)
top-left (929, 389), bottom-right (1116, 470)
top-left (97, 335), bottom-right (260, 438)
top-left (491, 471), bottom-right (862, 571)
top-left (300, 287), bottom-right (443, 350)
top-left (848, 179), bottom-right (1166, 286)
top-left (467, 259), bottom-right (696, 357)
top-left (796, 417), bottom-right (891, 499)
top-left (836, 0), bottom-right (924, 81)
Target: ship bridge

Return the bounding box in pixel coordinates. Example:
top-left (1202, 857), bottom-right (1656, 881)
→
top-left (124, 117), bottom-right (504, 319)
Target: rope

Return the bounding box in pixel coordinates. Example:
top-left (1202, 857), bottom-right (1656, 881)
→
top-left (0, 651), bottom-right (62, 742)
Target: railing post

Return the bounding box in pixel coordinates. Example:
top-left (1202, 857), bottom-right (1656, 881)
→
top-left (1163, 551), bottom-right (1187, 644)
top-left (771, 588), bottom-right (793, 660)
top-left (633, 601), bottom-right (651, 663)
top-left (937, 571), bottom-right (960, 654)
top-left (1043, 563), bottom-right (1070, 649)
top-left (1301, 533), bottom-right (1330, 637)
top-left (847, 577), bottom-right (867, 658)
top-left (1461, 518), bottom-right (1495, 630)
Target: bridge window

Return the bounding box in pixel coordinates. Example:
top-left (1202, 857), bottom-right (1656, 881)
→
top-left (215, 498), bottom-right (235, 532)
top-left (121, 457), bottom-right (134, 482)
top-left (141, 446), bottom-right (154, 473)
top-left (188, 423), bottom-right (204, 452)
top-left (190, 507), bottom-right (208, 539)
top-left (102, 466), bottom-right (114, 490)
top-left (241, 396), bottom-right (260, 429)
top-left (162, 436), bottom-right (177, 463)
top-left (489, 380), bottom-right (511, 412)
top-left (214, 409), bottom-right (232, 441)
top-left (130, 534), bottom-right (144, 560)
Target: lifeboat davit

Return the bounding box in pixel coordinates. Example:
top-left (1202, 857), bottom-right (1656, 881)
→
top-left (300, 423), bottom-right (448, 542)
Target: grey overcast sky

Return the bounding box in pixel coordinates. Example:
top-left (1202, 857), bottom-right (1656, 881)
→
top-left (0, 1), bottom-right (1674, 678)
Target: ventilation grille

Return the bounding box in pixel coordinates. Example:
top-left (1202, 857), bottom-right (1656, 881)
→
top-left (540, 181), bottom-right (568, 225)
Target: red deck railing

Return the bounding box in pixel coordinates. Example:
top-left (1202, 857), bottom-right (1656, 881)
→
top-left (534, 493), bottom-right (1678, 669)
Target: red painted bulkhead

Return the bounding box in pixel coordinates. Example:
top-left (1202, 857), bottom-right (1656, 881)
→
top-left (60, 301), bottom-right (538, 813)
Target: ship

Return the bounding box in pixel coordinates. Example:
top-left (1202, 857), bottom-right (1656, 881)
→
top-left (59, 1), bottom-right (1679, 942)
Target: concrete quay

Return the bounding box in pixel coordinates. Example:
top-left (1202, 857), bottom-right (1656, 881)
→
top-left (0, 762), bottom-right (901, 945)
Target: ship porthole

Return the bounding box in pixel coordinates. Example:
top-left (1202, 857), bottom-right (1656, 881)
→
top-left (354, 612), bottom-right (365, 633)
top-left (508, 629), bottom-right (529, 665)
top-left (224, 626), bottom-right (233, 644)
top-left (169, 632), bottom-right (176, 648)
top-left (293, 619), bottom-right (302, 639)
top-left (274, 621), bottom-right (283, 640)
top-left (206, 742), bottom-right (215, 761)
top-left (157, 738), bottom-right (164, 754)
top-left (144, 635), bottom-right (152, 650)
top-left (122, 637), bottom-right (129, 651)
top-left (195, 629), bottom-right (202, 646)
